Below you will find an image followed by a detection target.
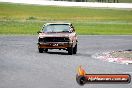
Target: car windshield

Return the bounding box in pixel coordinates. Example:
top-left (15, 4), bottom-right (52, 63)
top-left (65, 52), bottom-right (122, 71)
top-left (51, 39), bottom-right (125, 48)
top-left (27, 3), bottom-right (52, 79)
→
top-left (43, 24), bottom-right (70, 33)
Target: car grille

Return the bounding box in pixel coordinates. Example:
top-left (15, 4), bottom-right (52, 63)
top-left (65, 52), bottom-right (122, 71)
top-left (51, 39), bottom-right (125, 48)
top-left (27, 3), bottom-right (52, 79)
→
top-left (39, 37), bottom-right (70, 42)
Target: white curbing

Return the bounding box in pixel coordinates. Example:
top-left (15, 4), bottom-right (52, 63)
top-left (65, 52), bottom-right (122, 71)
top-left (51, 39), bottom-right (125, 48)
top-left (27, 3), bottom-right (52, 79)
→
top-left (92, 52), bottom-right (132, 65)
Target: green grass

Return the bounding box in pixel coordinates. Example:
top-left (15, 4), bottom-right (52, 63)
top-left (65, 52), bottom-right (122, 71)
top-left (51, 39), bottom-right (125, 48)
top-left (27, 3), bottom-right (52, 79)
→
top-left (0, 2), bottom-right (132, 35)
top-left (0, 20), bottom-right (43, 34)
top-left (75, 22), bottom-right (132, 35)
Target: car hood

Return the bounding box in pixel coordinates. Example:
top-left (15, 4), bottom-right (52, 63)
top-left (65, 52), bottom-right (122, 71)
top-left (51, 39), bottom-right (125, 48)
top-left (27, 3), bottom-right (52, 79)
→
top-left (39, 32), bottom-right (71, 38)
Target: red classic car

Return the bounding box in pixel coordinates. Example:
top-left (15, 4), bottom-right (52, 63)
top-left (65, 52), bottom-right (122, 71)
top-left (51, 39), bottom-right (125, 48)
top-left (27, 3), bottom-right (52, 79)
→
top-left (37, 23), bottom-right (78, 55)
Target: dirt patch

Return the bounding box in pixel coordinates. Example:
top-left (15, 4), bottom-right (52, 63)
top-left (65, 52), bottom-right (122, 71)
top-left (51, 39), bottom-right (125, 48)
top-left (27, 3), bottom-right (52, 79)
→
top-left (93, 50), bottom-right (132, 65)
top-left (110, 50), bottom-right (132, 60)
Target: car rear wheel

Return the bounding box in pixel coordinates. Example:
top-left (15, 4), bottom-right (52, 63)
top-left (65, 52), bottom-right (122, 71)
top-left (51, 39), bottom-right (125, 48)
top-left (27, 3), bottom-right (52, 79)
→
top-left (68, 47), bottom-right (73, 55)
top-left (38, 48), bottom-right (44, 53)
top-left (73, 44), bottom-right (77, 54)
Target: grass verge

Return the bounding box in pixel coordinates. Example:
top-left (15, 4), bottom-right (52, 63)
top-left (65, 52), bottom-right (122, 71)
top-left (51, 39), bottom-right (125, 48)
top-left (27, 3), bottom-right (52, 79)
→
top-left (0, 2), bottom-right (132, 35)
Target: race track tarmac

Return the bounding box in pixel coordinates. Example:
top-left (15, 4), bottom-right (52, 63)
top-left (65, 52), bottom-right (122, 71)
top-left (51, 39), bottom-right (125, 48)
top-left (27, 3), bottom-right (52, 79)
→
top-left (0, 35), bottom-right (132, 88)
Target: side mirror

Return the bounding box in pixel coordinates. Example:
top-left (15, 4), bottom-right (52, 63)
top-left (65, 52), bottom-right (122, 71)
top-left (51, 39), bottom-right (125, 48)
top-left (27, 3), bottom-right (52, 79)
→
top-left (70, 28), bottom-right (74, 33)
top-left (37, 31), bottom-right (42, 34)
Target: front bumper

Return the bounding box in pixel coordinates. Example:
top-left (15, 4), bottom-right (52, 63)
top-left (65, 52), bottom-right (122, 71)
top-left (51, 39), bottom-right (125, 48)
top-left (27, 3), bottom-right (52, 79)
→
top-left (38, 42), bottom-right (73, 49)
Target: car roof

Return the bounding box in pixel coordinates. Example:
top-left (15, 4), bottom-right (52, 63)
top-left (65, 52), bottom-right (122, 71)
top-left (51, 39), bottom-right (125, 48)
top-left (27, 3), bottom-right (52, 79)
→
top-left (45, 23), bottom-right (71, 26)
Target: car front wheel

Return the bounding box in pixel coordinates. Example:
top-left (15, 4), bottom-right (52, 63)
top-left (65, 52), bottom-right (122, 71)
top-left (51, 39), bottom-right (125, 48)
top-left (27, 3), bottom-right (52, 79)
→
top-left (73, 44), bottom-right (77, 54)
top-left (68, 47), bottom-right (73, 55)
top-left (38, 48), bottom-right (43, 53)
top-left (44, 49), bottom-right (48, 52)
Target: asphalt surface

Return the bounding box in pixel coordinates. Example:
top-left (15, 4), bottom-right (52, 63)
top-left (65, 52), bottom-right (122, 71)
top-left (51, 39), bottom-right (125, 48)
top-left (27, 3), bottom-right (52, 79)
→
top-left (0, 35), bottom-right (132, 88)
